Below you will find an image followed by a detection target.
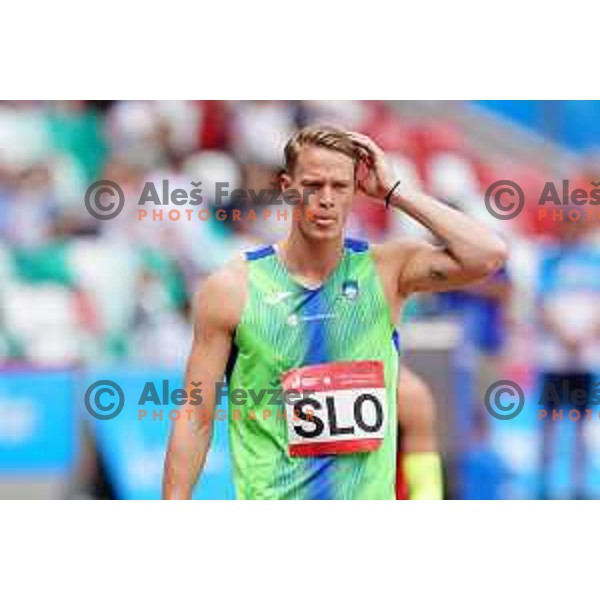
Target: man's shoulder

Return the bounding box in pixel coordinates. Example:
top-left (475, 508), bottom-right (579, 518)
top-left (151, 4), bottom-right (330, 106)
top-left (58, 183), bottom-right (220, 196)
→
top-left (196, 256), bottom-right (248, 330)
top-left (202, 240), bottom-right (280, 297)
top-left (219, 253), bottom-right (248, 282)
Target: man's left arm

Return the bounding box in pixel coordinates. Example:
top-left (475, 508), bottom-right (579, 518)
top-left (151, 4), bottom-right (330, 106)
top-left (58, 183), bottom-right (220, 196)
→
top-left (349, 132), bottom-right (509, 294)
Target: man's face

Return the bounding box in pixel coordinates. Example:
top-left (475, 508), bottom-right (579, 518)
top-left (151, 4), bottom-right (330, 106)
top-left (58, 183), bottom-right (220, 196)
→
top-left (281, 146), bottom-right (356, 241)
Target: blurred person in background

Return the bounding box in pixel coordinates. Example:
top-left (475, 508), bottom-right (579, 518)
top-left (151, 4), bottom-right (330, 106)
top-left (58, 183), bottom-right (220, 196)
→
top-left (435, 264), bottom-right (512, 495)
top-left (436, 264), bottom-right (512, 393)
top-left (458, 407), bottom-right (510, 499)
top-left (127, 254), bottom-right (191, 366)
top-left (3, 163), bottom-right (59, 248)
top-left (536, 209), bottom-right (600, 499)
top-left (396, 365), bottom-right (444, 500)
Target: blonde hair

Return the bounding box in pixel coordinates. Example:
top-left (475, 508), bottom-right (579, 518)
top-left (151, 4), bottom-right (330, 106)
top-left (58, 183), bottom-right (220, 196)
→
top-left (283, 125), bottom-right (360, 175)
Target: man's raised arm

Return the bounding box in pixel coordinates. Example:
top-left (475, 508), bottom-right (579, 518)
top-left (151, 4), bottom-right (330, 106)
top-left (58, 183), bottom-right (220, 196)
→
top-left (348, 132), bottom-right (509, 295)
top-left (162, 263), bottom-right (244, 499)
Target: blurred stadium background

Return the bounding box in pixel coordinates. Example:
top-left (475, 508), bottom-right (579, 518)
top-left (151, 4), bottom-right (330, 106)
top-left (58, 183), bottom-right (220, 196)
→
top-left (1, 100), bottom-right (600, 500)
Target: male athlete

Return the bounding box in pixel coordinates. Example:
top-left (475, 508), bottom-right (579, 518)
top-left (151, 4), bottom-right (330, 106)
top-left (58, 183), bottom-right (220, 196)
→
top-left (163, 125), bottom-right (507, 500)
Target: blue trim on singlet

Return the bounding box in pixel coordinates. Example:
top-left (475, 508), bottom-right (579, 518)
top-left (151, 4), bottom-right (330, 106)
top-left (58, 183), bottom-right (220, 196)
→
top-left (301, 285), bottom-right (335, 500)
top-left (245, 245), bottom-right (275, 261)
top-left (392, 329), bottom-right (401, 354)
top-left (344, 238), bottom-right (369, 253)
top-left (246, 239), bottom-right (367, 261)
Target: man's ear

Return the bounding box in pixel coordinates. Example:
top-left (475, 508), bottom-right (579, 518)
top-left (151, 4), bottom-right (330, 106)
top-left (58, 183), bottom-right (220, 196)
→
top-left (280, 172), bottom-right (292, 191)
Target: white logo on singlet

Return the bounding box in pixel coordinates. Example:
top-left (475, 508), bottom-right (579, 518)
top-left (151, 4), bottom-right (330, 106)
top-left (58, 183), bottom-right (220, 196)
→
top-left (265, 291), bottom-right (294, 305)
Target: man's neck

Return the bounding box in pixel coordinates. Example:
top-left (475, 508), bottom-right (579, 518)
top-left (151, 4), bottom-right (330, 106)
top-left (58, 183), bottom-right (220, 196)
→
top-left (278, 229), bottom-right (344, 285)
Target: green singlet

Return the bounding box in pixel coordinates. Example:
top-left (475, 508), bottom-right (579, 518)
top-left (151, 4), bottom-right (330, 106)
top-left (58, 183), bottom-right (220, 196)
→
top-left (226, 238), bottom-right (399, 499)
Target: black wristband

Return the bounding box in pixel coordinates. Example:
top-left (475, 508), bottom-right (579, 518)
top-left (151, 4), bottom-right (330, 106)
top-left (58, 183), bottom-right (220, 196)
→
top-left (385, 180), bottom-right (402, 209)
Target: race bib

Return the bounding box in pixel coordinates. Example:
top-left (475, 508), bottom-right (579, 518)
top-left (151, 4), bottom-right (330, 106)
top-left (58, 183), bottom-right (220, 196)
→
top-left (281, 361), bottom-right (387, 457)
